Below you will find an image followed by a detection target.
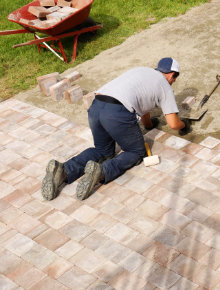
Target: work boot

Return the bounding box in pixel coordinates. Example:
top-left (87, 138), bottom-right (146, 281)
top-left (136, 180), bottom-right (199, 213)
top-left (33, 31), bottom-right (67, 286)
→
top-left (76, 160), bottom-right (104, 200)
top-left (41, 159), bottom-right (66, 201)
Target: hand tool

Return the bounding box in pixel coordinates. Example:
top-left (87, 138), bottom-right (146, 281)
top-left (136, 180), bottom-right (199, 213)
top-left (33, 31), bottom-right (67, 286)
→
top-left (143, 143), bottom-right (160, 167)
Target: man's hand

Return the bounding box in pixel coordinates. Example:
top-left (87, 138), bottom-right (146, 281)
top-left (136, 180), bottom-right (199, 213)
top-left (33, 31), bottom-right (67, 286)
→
top-left (151, 117), bottom-right (159, 129)
top-left (141, 113), bottom-right (159, 130)
top-left (179, 118), bottom-right (192, 136)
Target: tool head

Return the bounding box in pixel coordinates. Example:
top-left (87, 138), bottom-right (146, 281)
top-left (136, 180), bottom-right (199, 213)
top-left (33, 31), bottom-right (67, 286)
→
top-left (143, 155), bottom-right (160, 167)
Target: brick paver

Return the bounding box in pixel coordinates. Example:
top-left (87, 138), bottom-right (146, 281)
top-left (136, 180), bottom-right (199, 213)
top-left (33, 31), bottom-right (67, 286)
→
top-left (0, 99), bottom-right (220, 289)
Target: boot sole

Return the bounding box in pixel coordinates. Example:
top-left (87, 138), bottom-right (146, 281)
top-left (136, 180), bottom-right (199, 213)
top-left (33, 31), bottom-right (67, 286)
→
top-left (76, 161), bottom-right (100, 200)
top-left (41, 160), bottom-right (59, 200)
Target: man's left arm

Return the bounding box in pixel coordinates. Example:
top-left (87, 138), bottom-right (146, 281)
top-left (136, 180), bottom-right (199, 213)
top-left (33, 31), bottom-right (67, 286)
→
top-left (141, 112), bottom-right (159, 129)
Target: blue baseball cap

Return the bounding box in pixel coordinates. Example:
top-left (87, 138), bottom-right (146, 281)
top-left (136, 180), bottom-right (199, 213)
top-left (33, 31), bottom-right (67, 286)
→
top-left (155, 57), bottom-right (179, 73)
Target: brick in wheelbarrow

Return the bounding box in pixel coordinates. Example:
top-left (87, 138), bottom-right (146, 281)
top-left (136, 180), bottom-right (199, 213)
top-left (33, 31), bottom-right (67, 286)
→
top-left (58, 7), bottom-right (78, 16)
top-left (28, 6), bottom-right (51, 18)
top-left (50, 79), bottom-right (71, 101)
top-left (46, 11), bottom-right (68, 21)
top-left (65, 85), bottom-right (83, 104)
top-left (39, 0), bottom-right (55, 7)
top-left (37, 72), bottom-right (61, 92)
top-left (57, 0), bottom-right (72, 7)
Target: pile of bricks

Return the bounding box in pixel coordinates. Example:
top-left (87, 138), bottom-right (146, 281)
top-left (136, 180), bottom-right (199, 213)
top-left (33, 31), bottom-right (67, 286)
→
top-left (20, 0), bottom-right (78, 28)
top-left (37, 71), bottom-right (96, 108)
top-left (37, 71), bottom-right (82, 103)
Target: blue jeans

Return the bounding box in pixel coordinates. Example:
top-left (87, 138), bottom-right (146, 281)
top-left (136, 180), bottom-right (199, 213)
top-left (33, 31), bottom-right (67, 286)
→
top-left (64, 98), bottom-right (146, 184)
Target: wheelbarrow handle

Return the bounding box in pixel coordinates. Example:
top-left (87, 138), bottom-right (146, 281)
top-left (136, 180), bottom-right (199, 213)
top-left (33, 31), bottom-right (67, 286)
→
top-left (0, 29), bottom-right (31, 36)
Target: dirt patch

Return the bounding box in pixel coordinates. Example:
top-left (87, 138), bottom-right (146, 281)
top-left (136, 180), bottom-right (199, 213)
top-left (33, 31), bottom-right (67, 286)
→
top-left (15, 0), bottom-right (220, 143)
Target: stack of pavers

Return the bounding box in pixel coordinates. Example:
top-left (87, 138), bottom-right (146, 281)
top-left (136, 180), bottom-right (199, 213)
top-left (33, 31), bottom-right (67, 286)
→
top-left (37, 71), bottom-right (96, 108)
top-left (19, 0), bottom-right (78, 29)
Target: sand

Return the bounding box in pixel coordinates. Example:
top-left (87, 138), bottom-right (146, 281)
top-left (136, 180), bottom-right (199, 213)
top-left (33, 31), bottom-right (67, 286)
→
top-left (15, 0), bottom-right (220, 143)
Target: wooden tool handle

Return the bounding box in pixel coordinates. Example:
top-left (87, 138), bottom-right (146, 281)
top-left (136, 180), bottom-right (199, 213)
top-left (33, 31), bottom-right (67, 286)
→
top-left (145, 143), bottom-right (152, 156)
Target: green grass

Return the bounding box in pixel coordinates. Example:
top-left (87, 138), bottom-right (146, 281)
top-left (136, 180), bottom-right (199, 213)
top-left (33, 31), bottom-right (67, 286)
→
top-left (0, 0), bottom-right (208, 99)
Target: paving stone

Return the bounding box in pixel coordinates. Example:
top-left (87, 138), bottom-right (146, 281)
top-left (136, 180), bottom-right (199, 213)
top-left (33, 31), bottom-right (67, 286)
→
top-left (105, 222), bottom-right (139, 245)
top-left (152, 225), bottom-right (184, 247)
top-left (138, 198), bottom-right (168, 220)
top-left (119, 251), bottom-right (146, 272)
top-left (160, 209), bottom-right (191, 231)
top-left (44, 256), bottom-right (72, 279)
top-left (9, 213), bottom-right (41, 234)
top-left (87, 280), bottom-right (114, 290)
top-left (0, 206), bottom-right (23, 225)
top-left (199, 247), bottom-right (220, 270)
top-left (124, 176), bottom-right (154, 194)
top-left (204, 213), bottom-right (220, 232)
top-left (114, 206), bottom-right (137, 224)
top-left (30, 276), bottom-right (69, 290)
top-left (123, 193), bottom-right (145, 210)
top-left (143, 240), bottom-right (180, 267)
top-left (0, 250), bottom-right (21, 275)
top-left (0, 274), bottom-right (18, 290)
top-left (100, 199), bottom-right (124, 215)
top-left (5, 233), bottom-right (36, 256)
top-left (192, 264), bottom-right (220, 289)
top-left (14, 176), bottom-right (41, 195)
top-left (129, 215), bottom-right (159, 236)
top-left (60, 219), bottom-right (94, 241)
top-left (191, 159), bottom-right (218, 177)
top-left (98, 182), bottom-right (135, 203)
top-left (95, 240), bottom-right (132, 263)
top-left (200, 136), bottom-right (220, 149)
top-left (44, 211), bottom-right (73, 229)
top-left (81, 231), bottom-right (110, 251)
top-left (21, 199), bottom-right (53, 219)
top-left (168, 253), bottom-right (201, 281)
top-left (22, 243), bottom-right (57, 270)
top-left (0, 181), bottom-right (15, 198)
top-left (15, 267), bottom-right (46, 289)
top-left (55, 239), bottom-right (83, 259)
top-left (89, 213), bottom-right (117, 233)
top-left (70, 248), bottom-right (106, 273)
top-left (144, 128), bottom-right (166, 141)
top-left (71, 204), bottom-right (99, 224)
top-left (164, 135), bottom-right (190, 149)
top-left (34, 228), bottom-right (69, 251)
top-left (109, 270), bottom-right (147, 290)
top-left (175, 236), bottom-right (210, 261)
top-left (170, 276), bottom-right (198, 289)
top-left (182, 142), bottom-right (204, 155)
top-left (186, 187), bottom-right (219, 208)
top-left (27, 223), bottom-right (48, 239)
top-left (58, 267), bottom-right (96, 290)
top-left (187, 204), bottom-right (213, 222)
top-left (182, 221), bottom-right (216, 243)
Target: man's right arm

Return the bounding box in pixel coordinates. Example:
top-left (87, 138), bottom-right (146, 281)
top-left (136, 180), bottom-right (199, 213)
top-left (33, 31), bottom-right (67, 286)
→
top-left (165, 113), bottom-right (185, 130)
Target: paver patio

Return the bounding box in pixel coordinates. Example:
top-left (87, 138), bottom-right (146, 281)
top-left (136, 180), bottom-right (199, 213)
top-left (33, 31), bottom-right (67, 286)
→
top-left (0, 98), bottom-right (220, 289)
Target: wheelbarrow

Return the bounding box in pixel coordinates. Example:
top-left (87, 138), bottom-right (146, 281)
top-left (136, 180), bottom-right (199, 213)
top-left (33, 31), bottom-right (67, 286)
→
top-left (0, 0), bottom-right (102, 62)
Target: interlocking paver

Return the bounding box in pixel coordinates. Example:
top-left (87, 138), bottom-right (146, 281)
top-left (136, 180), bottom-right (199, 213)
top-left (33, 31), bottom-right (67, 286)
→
top-left (58, 267), bottom-right (96, 290)
top-left (0, 99), bottom-right (219, 289)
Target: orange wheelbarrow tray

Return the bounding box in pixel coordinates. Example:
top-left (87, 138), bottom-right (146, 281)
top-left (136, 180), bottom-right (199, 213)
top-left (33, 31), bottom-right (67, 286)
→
top-left (0, 0), bottom-right (102, 62)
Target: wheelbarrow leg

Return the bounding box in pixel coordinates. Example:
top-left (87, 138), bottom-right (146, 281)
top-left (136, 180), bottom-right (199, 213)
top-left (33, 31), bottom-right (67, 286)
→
top-left (57, 40), bottom-right (68, 63)
top-left (72, 34), bottom-right (79, 62)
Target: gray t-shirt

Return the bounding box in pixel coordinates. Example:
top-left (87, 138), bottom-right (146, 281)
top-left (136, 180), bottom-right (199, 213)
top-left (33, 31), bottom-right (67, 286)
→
top-left (96, 67), bottom-right (179, 116)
